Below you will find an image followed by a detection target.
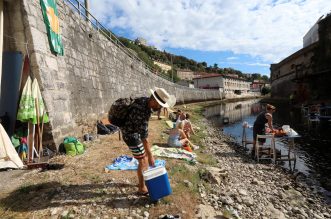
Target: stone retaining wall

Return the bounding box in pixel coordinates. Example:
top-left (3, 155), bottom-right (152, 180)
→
top-left (14, 0), bottom-right (225, 148)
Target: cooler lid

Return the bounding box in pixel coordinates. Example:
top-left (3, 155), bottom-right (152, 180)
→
top-left (143, 166), bottom-right (167, 180)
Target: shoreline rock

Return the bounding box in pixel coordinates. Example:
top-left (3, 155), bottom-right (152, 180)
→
top-left (196, 118), bottom-right (331, 219)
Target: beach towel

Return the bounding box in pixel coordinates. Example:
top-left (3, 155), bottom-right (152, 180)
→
top-left (165, 120), bottom-right (174, 128)
top-left (151, 145), bottom-right (197, 162)
top-left (105, 155), bottom-right (166, 170)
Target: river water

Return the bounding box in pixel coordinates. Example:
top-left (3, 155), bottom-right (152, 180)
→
top-left (204, 99), bottom-right (331, 192)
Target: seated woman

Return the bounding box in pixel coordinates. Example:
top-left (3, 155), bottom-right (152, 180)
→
top-left (167, 121), bottom-right (195, 151)
top-left (183, 113), bottom-right (195, 138)
top-left (175, 112), bottom-right (186, 127)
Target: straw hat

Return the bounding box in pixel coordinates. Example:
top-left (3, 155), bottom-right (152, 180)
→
top-left (150, 87), bottom-right (176, 108)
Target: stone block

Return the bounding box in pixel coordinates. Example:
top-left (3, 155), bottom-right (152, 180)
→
top-left (29, 27), bottom-right (47, 52)
top-left (45, 56), bottom-right (59, 71)
top-left (53, 92), bottom-right (69, 101)
top-left (52, 112), bottom-right (65, 127)
top-left (56, 81), bottom-right (66, 89)
top-left (40, 68), bottom-right (56, 90)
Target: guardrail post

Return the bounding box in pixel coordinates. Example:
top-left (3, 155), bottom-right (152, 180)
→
top-left (77, 2), bottom-right (80, 16)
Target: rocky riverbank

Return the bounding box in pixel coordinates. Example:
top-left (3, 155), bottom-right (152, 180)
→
top-left (1, 102), bottom-right (330, 219)
top-left (195, 118), bottom-right (331, 219)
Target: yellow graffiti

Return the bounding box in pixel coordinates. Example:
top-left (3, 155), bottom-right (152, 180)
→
top-left (46, 6), bottom-right (59, 34)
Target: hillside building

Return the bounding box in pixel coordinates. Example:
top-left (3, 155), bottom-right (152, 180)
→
top-left (176, 70), bottom-right (195, 80)
top-left (153, 61), bottom-right (172, 72)
top-left (250, 80), bottom-right (270, 92)
top-left (193, 74), bottom-right (250, 95)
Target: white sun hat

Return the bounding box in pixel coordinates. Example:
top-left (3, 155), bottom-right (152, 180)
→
top-left (149, 87), bottom-right (176, 108)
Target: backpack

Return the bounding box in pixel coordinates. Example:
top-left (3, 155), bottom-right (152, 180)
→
top-left (96, 121), bottom-right (119, 135)
top-left (63, 137), bottom-right (85, 156)
top-left (97, 121), bottom-right (111, 135)
top-left (108, 98), bottom-right (134, 127)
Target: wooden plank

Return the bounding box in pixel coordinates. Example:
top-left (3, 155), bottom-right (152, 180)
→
top-left (38, 111), bottom-right (45, 162)
top-left (27, 122), bottom-right (34, 163)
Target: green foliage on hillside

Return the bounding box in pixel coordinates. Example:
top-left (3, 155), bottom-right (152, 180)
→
top-left (115, 35), bottom-right (269, 82)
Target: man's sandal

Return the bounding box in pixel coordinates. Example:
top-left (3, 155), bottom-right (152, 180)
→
top-left (136, 191), bottom-right (149, 197)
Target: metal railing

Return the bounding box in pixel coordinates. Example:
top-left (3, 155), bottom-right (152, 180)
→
top-left (63, 0), bottom-right (173, 82)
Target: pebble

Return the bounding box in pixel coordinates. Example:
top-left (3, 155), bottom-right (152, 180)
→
top-left (183, 180), bottom-right (193, 187)
top-left (143, 211), bottom-right (149, 217)
top-left (242, 196), bottom-right (254, 207)
top-left (219, 196), bottom-right (234, 205)
top-left (61, 210), bottom-right (69, 217)
top-left (313, 213), bottom-right (324, 219)
top-left (238, 189), bottom-right (248, 196)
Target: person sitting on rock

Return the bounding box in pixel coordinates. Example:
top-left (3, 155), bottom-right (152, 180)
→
top-left (167, 121), bottom-right (197, 151)
top-left (175, 111), bottom-right (186, 127)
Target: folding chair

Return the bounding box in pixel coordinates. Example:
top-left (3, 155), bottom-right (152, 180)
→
top-left (255, 134), bottom-right (276, 163)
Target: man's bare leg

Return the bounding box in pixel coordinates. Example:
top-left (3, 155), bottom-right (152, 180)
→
top-left (137, 156), bottom-right (148, 193)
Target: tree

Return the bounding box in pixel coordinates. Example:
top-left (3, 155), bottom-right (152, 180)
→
top-left (251, 73), bottom-right (262, 81)
top-left (201, 62), bottom-right (207, 67)
top-left (261, 75), bottom-right (269, 82)
top-left (261, 86), bottom-right (271, 95)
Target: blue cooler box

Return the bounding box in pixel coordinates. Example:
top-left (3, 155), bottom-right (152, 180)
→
top-left (143, 166), bottom-right (172, 201)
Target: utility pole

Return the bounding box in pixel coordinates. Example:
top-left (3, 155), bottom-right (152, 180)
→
top-left (84, 0), bottom-right (90, 21)
top-left (171, 54), bottom-right (174, 82)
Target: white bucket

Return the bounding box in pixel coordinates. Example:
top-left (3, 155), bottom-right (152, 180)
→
top-left (282, 125), bottom-right (290, 133)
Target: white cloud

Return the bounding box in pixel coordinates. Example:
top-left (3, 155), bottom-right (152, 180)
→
top-left (226, 57), bottom-right (239, 60)
top-left (219, 61), bottom-right (270, 67)
top-left (89, 0), bottom-right (331, 63)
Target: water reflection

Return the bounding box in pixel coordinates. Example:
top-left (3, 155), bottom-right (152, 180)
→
top-left (205, 99), bottom-right (331, 192)
top-left (204, 99), bottom-right (261, 126)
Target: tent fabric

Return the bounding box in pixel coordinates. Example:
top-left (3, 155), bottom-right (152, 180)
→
top-left (17, 77), bottom-right (49, 124)
top-left (17, 76), bottom-right (34, 122)
top-left (0, 124), bottom-right (24, 169)
top-left (31, 78), bottom-right (49, 124)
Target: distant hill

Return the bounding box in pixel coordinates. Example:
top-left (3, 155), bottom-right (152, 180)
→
top-left (117, 36), bottom-right (269, 82)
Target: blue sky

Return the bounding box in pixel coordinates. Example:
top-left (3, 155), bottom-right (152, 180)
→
top-left (88, 0), bottom-right (331, 76)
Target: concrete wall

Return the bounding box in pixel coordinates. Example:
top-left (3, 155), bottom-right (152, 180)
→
top-left (303, 22), bottom-right (319, 48)
top-left (270, 15), bottom-right (331, 101)
top-left (270, 43), bottom-right (316, 99)
top-left (194, 76), bottom-right (223, 89)
top-left (10, 0), bottom-right (223, 148)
